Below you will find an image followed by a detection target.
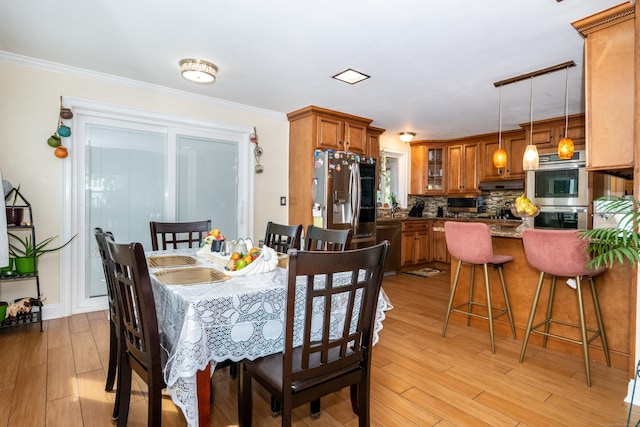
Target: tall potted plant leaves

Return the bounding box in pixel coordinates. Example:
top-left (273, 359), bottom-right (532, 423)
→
top-left (8, 233), bottom-right (77, 274)
top-left (580, 195), bottom-right (640, 269)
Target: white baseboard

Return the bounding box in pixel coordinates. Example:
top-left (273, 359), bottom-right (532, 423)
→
top-left (41, 303), bottom-right (62, 321)
top-left (625, 378), bottom-right (640, 407)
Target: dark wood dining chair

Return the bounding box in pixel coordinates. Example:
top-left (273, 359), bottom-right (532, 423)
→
top-left (93, 227), bottom-right (120, 423)
top-left (107, 239), bottom-right (166, 427)
top-left (149, 220), bottom-right (211, 251)
top-left (305, 225), bottom-right (352, 251)
top-left (263, 221), bottom-right (303, 253)
top-left (238, 241), bottom-right (389, 427)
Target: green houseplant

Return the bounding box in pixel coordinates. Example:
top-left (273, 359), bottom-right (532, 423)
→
top-left (580, 195), bottom-right (640, 270)
top-left (8, 232), bottom-right (77, 274)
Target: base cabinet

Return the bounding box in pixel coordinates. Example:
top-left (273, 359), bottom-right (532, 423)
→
top-left (400, 220), bottom-right (430, 268)
top-left (431, 220), bottom-right (449, 263)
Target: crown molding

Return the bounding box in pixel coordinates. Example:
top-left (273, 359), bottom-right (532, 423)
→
top-left (0, 50), bottom-right (286, 121)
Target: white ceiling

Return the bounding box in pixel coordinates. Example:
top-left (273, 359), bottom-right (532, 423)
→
top-left (0, 0), bottom-right (627, 140)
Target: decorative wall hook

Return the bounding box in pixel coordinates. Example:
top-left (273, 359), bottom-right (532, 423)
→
top-left (251, 127), bottom-right (264, 173)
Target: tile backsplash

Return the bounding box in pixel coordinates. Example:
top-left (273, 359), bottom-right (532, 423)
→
top-left (379, 190), bottom-right (524, 219)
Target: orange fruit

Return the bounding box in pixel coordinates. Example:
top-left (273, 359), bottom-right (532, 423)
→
top-left (243, 254), bottom-right (252, 264)
top-left (249, 248), bottom-right (260, 256)
top-left (230, 252), bottom-right (241, 260)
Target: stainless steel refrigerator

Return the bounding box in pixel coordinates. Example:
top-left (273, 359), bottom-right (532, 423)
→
top-left (312, 150), bottom-right (376, 247)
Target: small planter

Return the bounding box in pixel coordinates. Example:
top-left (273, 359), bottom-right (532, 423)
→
top-left (5, 207), bottom-right (24, 226)
top-left (0, 301), bottom-right (7, 325)
top-left (14, 257), bottom-right (37, 275)
top-left (0, 258), bottom-right (14, 274)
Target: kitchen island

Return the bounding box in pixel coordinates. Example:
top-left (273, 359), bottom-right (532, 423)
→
top-left (448, 224), bottom-right (635, 373)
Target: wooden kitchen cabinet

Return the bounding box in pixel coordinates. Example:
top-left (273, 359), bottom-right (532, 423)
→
top-left (431, 220), bottom-right (449, 263)
top-left (523, 114), bottom-right (586, 153)
top-left (287, 105), bottom-right (383, 229)
top-left (314, 109), bottom-right (369, 154)
top-left (410, 143), bottom-right (446, 195)
top-left (401, 220), bottom-right (430, 268)
top-left (447, 141), bottom-right (479, 194)
top-left (573, 4), bottom-right (635, 171)
top-left (480, 130), bottom-right (527, 181)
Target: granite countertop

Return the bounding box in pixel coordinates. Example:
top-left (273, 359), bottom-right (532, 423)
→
top-left (377, 216), bottom-right (523, 238)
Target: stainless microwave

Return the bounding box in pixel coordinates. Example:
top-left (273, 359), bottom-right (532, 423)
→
top-left (527, 151), bottom-right (588, 207)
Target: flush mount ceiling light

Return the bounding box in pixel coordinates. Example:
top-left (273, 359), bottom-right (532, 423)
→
top-left (332, 68), bottom-right (370, 85)
top-left (398, 132), bottom-right (416, 143)
top-left (179, 59), bottom-right (218, 84)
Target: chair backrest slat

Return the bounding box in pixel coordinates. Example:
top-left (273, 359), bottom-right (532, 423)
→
top-left (264, 221), bottom-right (302, 253)
top-left (304, 225), bottom-right (352, 251)
top-left (150, 220), bottom-right (211, 251)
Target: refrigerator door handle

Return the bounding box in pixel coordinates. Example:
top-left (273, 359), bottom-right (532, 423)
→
top-left (350, 162), bottom-right (361, 231)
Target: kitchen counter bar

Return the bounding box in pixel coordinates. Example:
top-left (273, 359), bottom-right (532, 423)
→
top-left (448, 228), bottom-right (635, 373)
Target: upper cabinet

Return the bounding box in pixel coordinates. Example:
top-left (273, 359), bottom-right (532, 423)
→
top-left (522, 114), bottom-right (586, 153)
top-left (410, 143), bottom-right (446, 195)
top-left (572, 3), bottom-right (635, 172)
top-left (287, 105), bottom-right (383, 228)
top-left (480, 130), bottom-right (527, 181)
top-left (447, 141), bottom-right (479, 194)
top-left (290, 106), bottom-right (372, 154)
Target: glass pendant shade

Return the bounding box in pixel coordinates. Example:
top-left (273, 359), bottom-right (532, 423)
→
top-left (493, 148), bottom-right (507, 168)
top-left (523, 145), bottom-right (539, 170)
top-left (558, 137), bottom-right (574, 159)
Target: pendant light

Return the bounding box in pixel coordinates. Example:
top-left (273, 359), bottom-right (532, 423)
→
top-left (557, 66), bottom-right (575, 159)
top-left (493, 85), bottom-right (507, 168)
top-left (523, 76), bottom-right (539, 171)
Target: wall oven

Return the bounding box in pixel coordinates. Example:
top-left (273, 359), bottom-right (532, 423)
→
top-left (527, 150), bottom-right (588, 207)
top-left (527, 150), bottom-right (588, 230)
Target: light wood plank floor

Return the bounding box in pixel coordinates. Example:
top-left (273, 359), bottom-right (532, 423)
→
top-left (1, 270), bottom-right (639, 426)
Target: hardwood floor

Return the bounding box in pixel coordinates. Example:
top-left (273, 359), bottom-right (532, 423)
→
top-left (1, 270), bottom-right (639, 426)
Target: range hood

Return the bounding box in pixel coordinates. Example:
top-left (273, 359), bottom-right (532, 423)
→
top-left (478, 179), bottom-right (525, 191)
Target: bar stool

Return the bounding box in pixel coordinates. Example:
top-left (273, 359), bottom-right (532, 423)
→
top-left (520, 228), bottom-right (610, 387)
top-left (442, 222), bottom-right (516, 353)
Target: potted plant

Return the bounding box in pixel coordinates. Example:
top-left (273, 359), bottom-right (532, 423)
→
top-left (580, 195), bottom-right (640, 269)
top-left (5, 185), bottom-right (23, 226)
top-left (8, 232), bottom-right (77, 274)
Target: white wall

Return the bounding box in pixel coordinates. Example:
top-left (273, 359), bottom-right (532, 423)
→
top-left (0, 57), bottom-right (289, 307)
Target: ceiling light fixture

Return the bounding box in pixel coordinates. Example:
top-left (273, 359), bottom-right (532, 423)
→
top-left (332, 68), bottom-right (370, 85)
top-left (179, 59), bottom-right (218, 84)
top-left (557, 66), bottom-right (575, 159)
top-left (493, 85), bottom-right (507, 168)
top-left (398, 132), bottom-right (416, 143)
top-left (523, 76), bottom-right (539, 171)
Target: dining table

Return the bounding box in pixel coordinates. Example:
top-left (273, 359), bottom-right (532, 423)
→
top-left (147, 246), bottom-right (393, 427)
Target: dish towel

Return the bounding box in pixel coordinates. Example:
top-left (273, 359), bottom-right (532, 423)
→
top-left (0, 169), bottom-right (8, 268)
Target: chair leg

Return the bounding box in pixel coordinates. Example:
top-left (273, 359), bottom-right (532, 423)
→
top-left (520, 272), bottom-right (545, 363)
top-left (588, 276), bottom-right (611, 367)
top-left (483, 264), bottom-right (495, 354)
top-left (575, 276), bottom-right (593, 387)
top-left (116, 356), bottom-right (132, 427)
top-left (497, 265), bottom-right (516, 339)
top-left (467, 264), bottom-right (475, 326)
top-left (148, 378), bottom-right (163, 427)
top-left (238, 364), bottom-right (252, 427)
top-left (350, 383), bottom-right (359, 415)
top-left (542, 276), bottom-right (557, 348)
top-left (357, 379), bottom-right (370, 427)
top-left (270, 396), bottom-right (281, 416)
top-left (105, 319), bottom-right (118, 392)
top-left (442, 260), bottom-right (463, 337)
top-left (310, 399), bottom-right (320, 418)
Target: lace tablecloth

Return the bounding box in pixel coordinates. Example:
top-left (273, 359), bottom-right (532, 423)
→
top-left (148, 249), bottom-right (392, 427)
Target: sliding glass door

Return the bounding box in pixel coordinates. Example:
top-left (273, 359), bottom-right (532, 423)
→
top-left (63, 98), bottom-right (251, 315)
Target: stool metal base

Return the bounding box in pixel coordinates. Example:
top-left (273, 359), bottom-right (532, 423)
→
top-left (442, 260), bottom-right (516, 354)
top-left (519, 272), bottom-right (610, 387)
